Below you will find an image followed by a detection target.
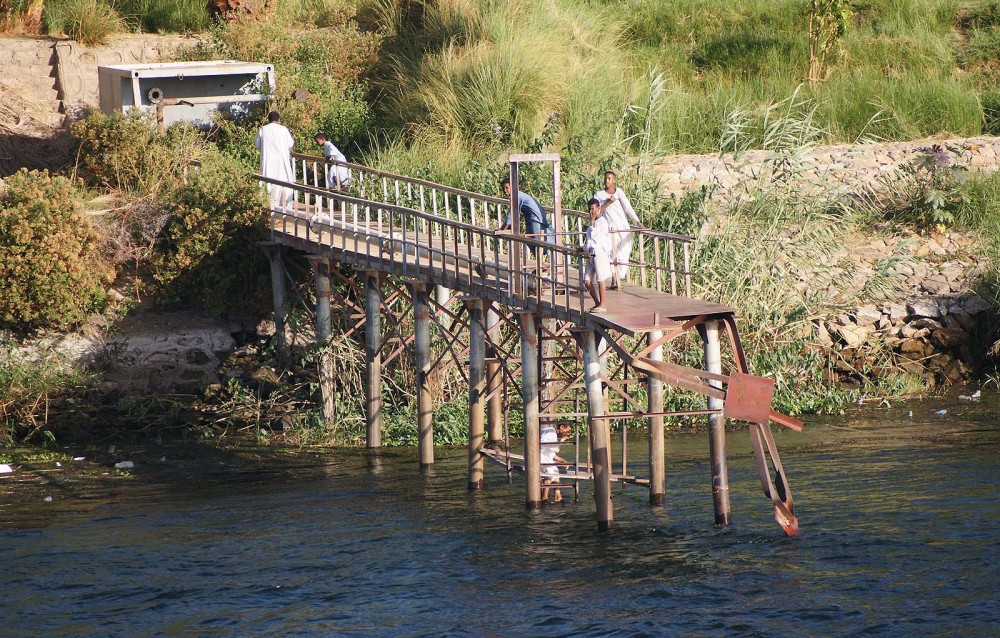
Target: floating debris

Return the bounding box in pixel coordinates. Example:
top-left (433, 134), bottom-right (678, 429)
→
top-left (114, 461), bottom-right (134, 470)
top-left (935, 409), bottom-right (948, 416)
top-left (0, 464), bottom-right (13, 474)
top-left (43, 496), bottom-right (52, 502)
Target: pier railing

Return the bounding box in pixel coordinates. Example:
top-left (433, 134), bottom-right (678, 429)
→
top-left (258, 174), bottom-right (590, 318)
top-left (292, 153), bottom-right (694, 297)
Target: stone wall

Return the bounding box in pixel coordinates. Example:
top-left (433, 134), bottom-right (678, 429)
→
top-left (653, 136), bottom-right (1000, 199)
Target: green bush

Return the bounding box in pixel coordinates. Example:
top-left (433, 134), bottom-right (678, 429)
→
top-left (72, 111), bottom-right (207, 196)
top-left (43, 0), bottom-right (126, 45)
top-left (115, 0), bottom-right (210, 33)
top-left (149, 152), bottom-right (271, 318)
top-left (0, 170), bottom-right (113, 331)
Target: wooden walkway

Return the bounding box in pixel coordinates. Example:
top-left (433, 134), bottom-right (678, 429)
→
top-left (258, 156), bottom-right (802, 536)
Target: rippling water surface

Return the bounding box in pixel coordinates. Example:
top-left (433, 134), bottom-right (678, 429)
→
top-left (1, 396), bottom-right (998, 637)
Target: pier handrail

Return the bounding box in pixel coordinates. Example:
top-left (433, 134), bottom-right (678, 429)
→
top-left (258, 173), bottom-right (591, 318)
top-left (292, 152), bottom-right (694, 297)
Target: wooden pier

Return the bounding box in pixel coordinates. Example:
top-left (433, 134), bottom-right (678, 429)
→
top-left (259, 152), bottom-right (803, 536)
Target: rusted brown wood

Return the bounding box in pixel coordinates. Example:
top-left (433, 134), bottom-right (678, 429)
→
top-left (365, 270), bottom-right (382, 448)
top-left (519, 312), bottom-right (542, 510)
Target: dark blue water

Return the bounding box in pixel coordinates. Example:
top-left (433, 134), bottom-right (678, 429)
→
top-left (1, 397), bottom-right (997, 637)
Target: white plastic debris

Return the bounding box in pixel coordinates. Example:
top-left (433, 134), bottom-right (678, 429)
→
top-left (114, 461), bottom-right (134, 470)
top-left (908, 411), bottom-right (913, 418)
top-left (55, 461), bottom-right (62, 467)
top-left (73, 456), bottom-right (85, 461)
top-left (159, 456), bottom-right (166, 463)
top-left (0, 464), bottom-right (13, 474)
top-left (43, 496), bottom-right (52, 502)
top-left (935, 409), bottom-right (947, 416)
top-left (972, 390), bottom-right (982, 401)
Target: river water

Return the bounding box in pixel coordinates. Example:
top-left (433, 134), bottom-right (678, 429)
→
top-left (1, 394), bottom-right (997, 637)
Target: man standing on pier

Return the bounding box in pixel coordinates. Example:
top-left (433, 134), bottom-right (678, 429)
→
top-left (594, 171), bottom-right (640, 288)
top-left (255, 111), bottom-right (295, 212)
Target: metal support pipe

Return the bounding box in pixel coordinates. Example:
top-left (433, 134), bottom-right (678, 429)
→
top-left (467, 298), bottom-right (486, 490)
top-left (648, 329), bottom-right (666, 506)
top-left (313, 257), bottom-right (332, 340)
top-left (519, 312), bottom-right (542, 510)
top-left (310, 256), bottom-right (334, 423)
top-left (365, 271), bottom-right (383, 448)
top-left (581, 330), bottom-right (613, 530)
top-left (414, 282), bottom-right (434, 467)
top-left (486, 306), bottom-right (503, 444)
top-left (262, 243), bottom-right (288, 366)
top-left (435, 285), bottom-right (452, 332)
top-left (703, 320), bottom-right (732, 525)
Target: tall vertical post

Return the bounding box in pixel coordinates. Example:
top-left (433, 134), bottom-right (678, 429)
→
top-left (435, 285), bottom-right (452, 332)
top-left (312, 257), bottom-right (332, 340)
top-left (413, 282), bottom-right (434, 467)
top-left (262, 243), bottom-right (289, 366)
top-left (552, 159), bottom-right (562, 248)
top-left (580, 330), bottom-right (613, 530)
top-left (310, 257), bottom-right (335, 424)
top-left (467, 298), bottom-right (486, 490)
top-left (519, 312), bottom-right (542, 510)
top-left (486, 306), bottom-right (503, 444)
top-left (647, 330), bottom-right (666, 506)
top-left (509, 162), bottom-right (522, 296)
top-left (365, 270), bottom-right (382, 448)
top-left (703, 320), bottom-right (732, 525)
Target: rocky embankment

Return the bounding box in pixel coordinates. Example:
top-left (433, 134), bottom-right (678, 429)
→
top-left (810, 232), bottom-right (994, 385)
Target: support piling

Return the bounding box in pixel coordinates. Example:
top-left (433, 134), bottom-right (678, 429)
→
top-left (580, 330), bottom-right (613, 530)
top-left (485, 306), bottom-right (503, 445)
top-left (413, 282), bottom-right (434, 467)
top-left (647, 329), bottom-right (666, 506)
top-left (703, 320), bottom-right (732, 526)
top-left (365, 270), bottom-right (382, 448)
top-left (262, 243), bottom-right (289, 366)
top-left (519, 312), bottom-right (542, 510)
top-left (467, 298), bottom-right (486, 490)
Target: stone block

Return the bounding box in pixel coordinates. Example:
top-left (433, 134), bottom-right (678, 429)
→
top-left (908, 299), bottom-right (941, 318)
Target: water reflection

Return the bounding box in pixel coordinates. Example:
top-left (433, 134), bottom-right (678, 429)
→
top-left (0, 395), bottom-right (997, 636)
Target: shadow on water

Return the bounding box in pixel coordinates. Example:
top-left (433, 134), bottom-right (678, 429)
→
top-left (1, 392), bottom-right (998, 636)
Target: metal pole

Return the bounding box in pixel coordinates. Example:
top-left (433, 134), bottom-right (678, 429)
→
top-left (703, 320), bottom-right (732, 525)
top-left (414, 282), bottom-right (434, 467)
top-left (648, 329), bottom-right (665, 506)
top-left (519, 312), bottom-right (542, 510)
top-left (435, 285), bottom-right (452, 332)
top-left (510, 162), bottom-right (522, 296)
top-left (262, 243), bottom-right (288, 366)
top-left (313, 257), bottom-right (332, 340)
top-left (580, 330), bottom-right (613, 530)
top-left (310, 257), bottom-right (335, 424)
top-left (467, 298), bottom-right (486, 490)
top-left (485, 306), bottom-right (503, 445)
top-left (365, 270), bottom-right (382, 448)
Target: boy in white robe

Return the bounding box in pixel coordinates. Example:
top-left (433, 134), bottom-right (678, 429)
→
top-left (582, 197), bottom-right (613, 313)
top-left (254, 111), bottom-right (295, 212)
top-left (313, 132), bottom-right (351, 191)
top-left (540, 422), bottom-right (572, 502)
top-left (593, 171), bottom-right (640, 288)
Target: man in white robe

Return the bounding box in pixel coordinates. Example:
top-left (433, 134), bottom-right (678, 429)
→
top-left (254, 111), bottom-right (295, 212)
top-left (594, 170), bottom-right (641, 287)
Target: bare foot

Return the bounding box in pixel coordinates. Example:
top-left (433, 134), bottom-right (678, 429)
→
top-left (591, 306), bottom-right (607, 313)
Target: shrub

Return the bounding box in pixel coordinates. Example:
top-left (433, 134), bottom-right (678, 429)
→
top-left (71, 111), bottom-right (208, 197)
top-left (0, 170), bottom-right (113, 331)
top-left (44, 0), bottom-right (126, 45)
top-left (116, 0), bottom-right (211, 33)
top-left (149, 152), bottom-right (271, 318)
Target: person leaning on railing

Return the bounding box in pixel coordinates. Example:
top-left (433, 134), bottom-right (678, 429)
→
top-left (498, 177), bottom-right (556, 251)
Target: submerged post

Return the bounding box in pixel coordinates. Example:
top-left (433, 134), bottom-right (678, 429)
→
top-left (580, 330), bottom-right (613, 530)
top-left (262, 243), bottom-right (289, 365)
top-left (413, 282), bottom-right (434, 467)
top-left (519, 312), bottom-right (542, 510)
top-left (703, 319), bottom-right (731, 525)
top-left (467, 298), bottom-right (486, 490)
top-left (485, 306), bottom-right (503, 444)
top-left (648, 329), bottom-right (666, 506)
top-left (365, 270), bottom-right (383, 448)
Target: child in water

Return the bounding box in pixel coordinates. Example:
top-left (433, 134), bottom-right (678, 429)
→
top-left (581, 197), bottom-right (613, 313)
